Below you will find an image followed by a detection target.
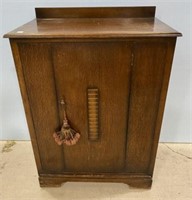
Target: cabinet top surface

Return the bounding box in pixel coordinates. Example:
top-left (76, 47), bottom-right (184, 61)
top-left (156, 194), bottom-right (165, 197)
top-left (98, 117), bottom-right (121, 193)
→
top-left (4, 7), bottom-right (182, 39)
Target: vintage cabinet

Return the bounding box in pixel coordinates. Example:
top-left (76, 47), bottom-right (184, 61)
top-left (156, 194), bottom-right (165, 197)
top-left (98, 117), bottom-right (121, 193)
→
top-left (4, 7), bottom-right (181, 188)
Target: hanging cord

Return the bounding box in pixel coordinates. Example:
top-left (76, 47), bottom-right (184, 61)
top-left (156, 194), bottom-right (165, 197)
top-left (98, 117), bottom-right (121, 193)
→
top-left (53, 97), bottom-right (80, 146)
top-left (60, 99), bottom-right (67, 122)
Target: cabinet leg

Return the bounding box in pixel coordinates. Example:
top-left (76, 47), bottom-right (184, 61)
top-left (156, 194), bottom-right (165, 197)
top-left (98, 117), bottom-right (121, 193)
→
top-left (39, 176), bottom-right (66, 187)
top-left (124, 179), bottom-right (152, 189)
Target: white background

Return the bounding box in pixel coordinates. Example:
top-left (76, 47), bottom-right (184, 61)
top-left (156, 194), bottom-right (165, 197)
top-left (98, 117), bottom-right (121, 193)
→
top-left (0, 0), bottom-right (191, 142)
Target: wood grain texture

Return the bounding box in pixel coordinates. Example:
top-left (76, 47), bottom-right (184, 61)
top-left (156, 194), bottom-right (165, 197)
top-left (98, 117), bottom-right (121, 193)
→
top-left (39, 173), bottom-right (152, 188)
top-left (126, 41), bottom-right (167, 173)
top-left (35, 7), bottom-right (156, 18)
top-left (148, 38), bottom-right (177, 175)
top-left (19, 43), bottom-right (64, 172)
top-left (6, 37), bottom-right (176, 44)
top-left (6, 7), bottom-right (181, 188)
top-left (10, 40), bottom-right (42, 172)
top-left (52, 42), bottom-right (132, 173)
top-left (4, 18), bottom-right (181, 39)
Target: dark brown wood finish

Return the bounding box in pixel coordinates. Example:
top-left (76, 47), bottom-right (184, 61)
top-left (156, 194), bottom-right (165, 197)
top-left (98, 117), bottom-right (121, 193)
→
top-left (148, 38), bottom-right (177, 175)
top-left (126, 41), bottom-right (167, 173)
top-left (3, 7), bottom-right (181, 39)
top-left (19, 43), bottom-right (64, 172)
top-left (35, 7), bottom-right (156, 18)
top-left (52, 42), bottom-right (132, 173)
top-left (10, 40), bottom-right (42, 172)
top-left (5, 7), bottom-right (181, 188)
top-left (39, 173), bottom-right (152, 188)
top-left (3, 18), bottom-right (181, 39)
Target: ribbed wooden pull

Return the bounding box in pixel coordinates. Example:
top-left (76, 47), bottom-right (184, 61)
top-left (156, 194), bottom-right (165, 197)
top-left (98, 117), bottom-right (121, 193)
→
top-left (87, 88), bottom-right (99, 140)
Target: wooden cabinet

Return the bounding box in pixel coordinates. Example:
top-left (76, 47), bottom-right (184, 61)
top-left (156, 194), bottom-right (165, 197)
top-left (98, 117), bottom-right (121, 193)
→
top-left (4, 7), bottom-right (181, 188)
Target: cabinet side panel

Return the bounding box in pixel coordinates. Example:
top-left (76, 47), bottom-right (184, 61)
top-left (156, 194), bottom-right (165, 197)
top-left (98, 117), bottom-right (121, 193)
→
top-left (148, 38), bottom-right (176, 175)
top-left (10, 40), bottom-right (42, 172)
top-left (126, 42), bottom-right (167, 173)
top-left (19, 43), bottom-right (64, 172)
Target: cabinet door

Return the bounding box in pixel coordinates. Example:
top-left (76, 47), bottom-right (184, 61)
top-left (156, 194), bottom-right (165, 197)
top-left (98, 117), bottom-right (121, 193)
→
top-left (52, 42), bottom-right (132, 172)
top-left (19, 42), bottom-right (132, 173)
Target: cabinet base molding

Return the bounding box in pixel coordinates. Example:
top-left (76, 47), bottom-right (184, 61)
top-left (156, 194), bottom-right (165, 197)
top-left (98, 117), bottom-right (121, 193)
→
top-left (39, 174), bottom-right (152, 189)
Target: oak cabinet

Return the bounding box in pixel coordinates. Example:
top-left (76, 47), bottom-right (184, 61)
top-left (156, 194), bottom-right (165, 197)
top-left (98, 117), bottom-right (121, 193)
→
top-left (4, 7), bottom-right (181, 188)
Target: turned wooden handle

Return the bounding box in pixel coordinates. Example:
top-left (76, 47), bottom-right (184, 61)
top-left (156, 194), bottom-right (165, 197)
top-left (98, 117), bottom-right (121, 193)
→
top-left (87, 88), bottom-right (99, 140)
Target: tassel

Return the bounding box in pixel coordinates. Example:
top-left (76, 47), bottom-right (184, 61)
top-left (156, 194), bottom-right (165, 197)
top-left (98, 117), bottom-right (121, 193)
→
top-left (53, 99), bottom-right (80, 146)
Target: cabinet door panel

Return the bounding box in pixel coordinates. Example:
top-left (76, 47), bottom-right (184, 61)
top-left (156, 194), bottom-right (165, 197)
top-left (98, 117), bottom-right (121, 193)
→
top-left (126, 42), bottom-right (167, 173)
top-left (53, 42), bottom-right (132, 172)
top-left (19, 43), bottom-right (64, 172)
